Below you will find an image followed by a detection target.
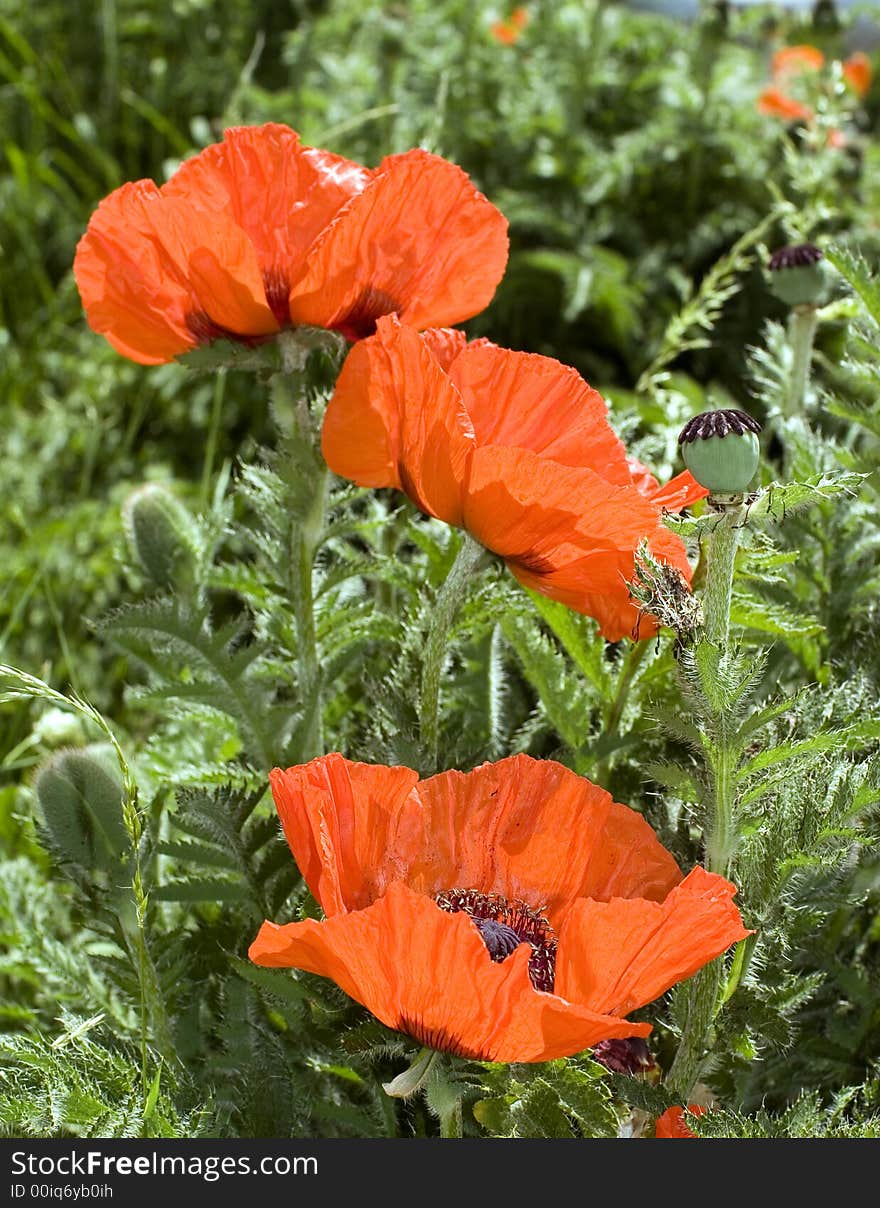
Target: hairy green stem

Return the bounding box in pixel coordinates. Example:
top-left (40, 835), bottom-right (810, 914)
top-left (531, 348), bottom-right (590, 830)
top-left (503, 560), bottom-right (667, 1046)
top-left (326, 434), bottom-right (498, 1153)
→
top-left (439, 1098), bottom-right (463, 1139)
top-left (290, 468), bottom-right (327, 761)
top-left (596, 640), bottom-right (649, 782)
top-left (786, 303), bottom-right (818, 416)
top-left (669, 501), bottom-right (745, 1095)
top-left (702, 505), bottom-right (743, 647)
top-left (419, 535), bottom-right (488, 769)
top-left (274, 331), bottom-right (334, 762)
top-left (667, 960), bottom-right (723, 1098)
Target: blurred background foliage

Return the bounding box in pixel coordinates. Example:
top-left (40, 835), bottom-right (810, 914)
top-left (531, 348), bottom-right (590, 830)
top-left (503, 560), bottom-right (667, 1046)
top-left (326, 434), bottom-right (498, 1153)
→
top-left (2, 0), bottom-right (880, 1138)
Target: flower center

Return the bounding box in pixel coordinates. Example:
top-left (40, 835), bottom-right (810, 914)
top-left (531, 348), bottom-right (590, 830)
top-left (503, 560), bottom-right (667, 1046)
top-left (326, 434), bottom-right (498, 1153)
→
top-left (435, 888), bottom-right (557, 992)
top-left (336, 287), bottom-right (400, 341)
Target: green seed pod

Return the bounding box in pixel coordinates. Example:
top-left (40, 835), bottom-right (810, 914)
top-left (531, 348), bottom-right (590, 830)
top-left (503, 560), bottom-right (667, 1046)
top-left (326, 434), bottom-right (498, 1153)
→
top-left (768, 244), bottom-right (828, 308)
top-left (123, 482), bottom-right (198, 589)
top-left (33, 743), bottom-right (129, 874)
top-left (678, 409), bottom-right (762, 495)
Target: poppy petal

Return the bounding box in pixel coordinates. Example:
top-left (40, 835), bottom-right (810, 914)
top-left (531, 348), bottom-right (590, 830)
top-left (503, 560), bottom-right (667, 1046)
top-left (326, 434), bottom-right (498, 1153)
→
top-left (555, 867), bottom-right (751, 1016)
top-left (269, 756), bottom-right (421, 917)
top-left (270, 753), bottom-right (682, 926)
top-left (772, 44), bottom-right (825, 79)
top-left (655, 1105), bottom-right (705, 1138)
top-left (321, 316), bottom-right (474, 524)
top-left (74, 181), bottom-right (197, 364)
top-left (464, 446), bottom-right (689, 640)
top-left (627, 458), bottom-right (708, 513)
top-left (163, 124), bottom-right (369, 277)
top-left (288, 150), bottom-right (509, 337)
top-left (74, 177), bottom-right (278, 360)
top-left (412, 755), bottom-right (676, 924)
top-left (757, 87), bottom-right (813, 122)
top-left (842, 52), bottom-right (872, 98)
top-left (249, 881), bottom-right (651, 1062)
top-left (421, 327), bottom-right (470, 373)
top-left (447, 341), bottom-right (632, 481)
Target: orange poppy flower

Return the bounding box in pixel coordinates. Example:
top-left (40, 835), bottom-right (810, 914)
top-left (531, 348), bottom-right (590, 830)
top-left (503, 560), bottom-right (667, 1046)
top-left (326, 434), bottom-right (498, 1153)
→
top-left (321, 317), bottom-right (705, 641)
top-left (490, 6), bottom-right (529, 44)
top-left (249, 754), bottom-right (750, 1064)
top-left (843, 52), bottom-right (872, 98)
top-left (74, 124), bottom-right (509, 365)
top-left (771, 44), bottom-right (825, 81)
top-left (757, 87), bottom-right (814, 123)
top-left (655, 1104), bottom-right (706, 1138)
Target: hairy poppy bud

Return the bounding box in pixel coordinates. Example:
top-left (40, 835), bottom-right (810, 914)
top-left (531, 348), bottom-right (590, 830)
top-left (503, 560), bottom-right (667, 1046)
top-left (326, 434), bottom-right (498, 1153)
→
top-left (678, 409), bottom-right (762, 495)
top-left (123, 483), bottom-right (198, 589)
top-left (768, 243), bottom-right (828, 307)
top-left (34, 743), bottom-right (128, 874)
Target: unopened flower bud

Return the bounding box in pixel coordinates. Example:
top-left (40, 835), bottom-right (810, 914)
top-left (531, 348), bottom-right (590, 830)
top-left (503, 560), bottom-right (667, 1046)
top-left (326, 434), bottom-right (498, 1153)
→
top-left (768, 243), bottom-right (828, 307)
top-left (678, 409), bottom-right (762, 495)
top-left (33, 743), bottom-right (128, 873)
top-left (122, 483), bottom-right (198, 589)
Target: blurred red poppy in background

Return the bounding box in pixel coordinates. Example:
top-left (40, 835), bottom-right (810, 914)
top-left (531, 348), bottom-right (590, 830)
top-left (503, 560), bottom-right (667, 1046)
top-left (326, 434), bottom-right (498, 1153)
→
top-left (250, 754), bottom-right (750, 1063)
top-left (74, 124), bottom-right (508, 364)
top-left (490, 6), bottom-right (530, 45)
top-left (842, 52), bottom-right (872, 98)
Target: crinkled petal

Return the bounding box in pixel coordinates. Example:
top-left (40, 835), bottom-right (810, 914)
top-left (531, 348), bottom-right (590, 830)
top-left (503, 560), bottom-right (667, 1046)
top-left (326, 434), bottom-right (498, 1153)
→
top-left (249, 882), bottom-right (650, 1062)
top-left (420, 326), bottom-right (469, 373)
top-left (288, 149), bottom-right (509, 337)
top-left (449, 341), bottom-right (631, 481)
top-left (269, 754), bottom-right (682, 926)
top-left (268, 757), bottom-right (421, 917)
top-left (464, 446), bottom-right (689, 640)
top-left (628, 457), bottom-right (709, 513)
top-left (163, 123), bottom-right (369, 277)
top-left (74, 177), bottom-right (278, 361)
top-left (74, 181), bottom-right (196, 364)
top-left (321, 316), bottom-right (474, 523)
top-left (555, 867), bottom-right (752, 1016)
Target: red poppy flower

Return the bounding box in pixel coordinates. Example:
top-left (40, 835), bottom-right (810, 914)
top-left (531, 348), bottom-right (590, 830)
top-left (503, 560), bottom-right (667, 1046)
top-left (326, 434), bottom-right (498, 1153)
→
top-left (771, 45), bottom-right (825, 81)
top-left (249, 754), bottom-right (750, 1064)
top-left (655, 1104), bottom-right (706, 1138)
top-left (757, 87), bottom-right (814, 123)
top-left (490, 6), bottom-right (530, 44)
top-left (74, 124), bottom-right (509, 364)
top-left (843, 52), bottom-right (872, 99)
top-left (321, 317), bottom-right (705, 640)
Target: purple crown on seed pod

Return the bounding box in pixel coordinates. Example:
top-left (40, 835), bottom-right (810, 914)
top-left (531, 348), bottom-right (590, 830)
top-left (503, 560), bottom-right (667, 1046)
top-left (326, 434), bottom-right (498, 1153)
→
top-left (767, 243), bottom-right (828, 307)
top-left (678, 409), bottom-right (763, 445)
top-left (768, 243), bottom-right (823, 272)
top-left (678, 409), bottom-right (762, 494)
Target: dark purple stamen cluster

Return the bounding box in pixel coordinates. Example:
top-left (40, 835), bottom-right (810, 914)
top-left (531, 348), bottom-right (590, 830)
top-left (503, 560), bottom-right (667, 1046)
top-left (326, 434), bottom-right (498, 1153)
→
top-left (592, 1037), bottom-right (657, 1076)
top-left (768, 243), bottom-right (823, 271)
top-left (435, 888), bottom-right (558, 992)
top-left (678, 408), bottom-right (762, 445)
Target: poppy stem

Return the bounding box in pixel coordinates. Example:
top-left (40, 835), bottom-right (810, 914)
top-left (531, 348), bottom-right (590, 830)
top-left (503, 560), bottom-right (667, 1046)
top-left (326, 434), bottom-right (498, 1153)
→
top-left (597, 639), bottom-right (650, 780)
top-left (670, 500), bottom-right (745, 1095)
top-left (274, 331), bottom-right (336, 760)
top-left (667, 961), bottom-right (723, 1099)
top-left (786, 303), bottom-right (818, 416)
top-left (702, 503), bottom-right (743, 649)
top-left (419, 534), bottom-right (489, 769)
